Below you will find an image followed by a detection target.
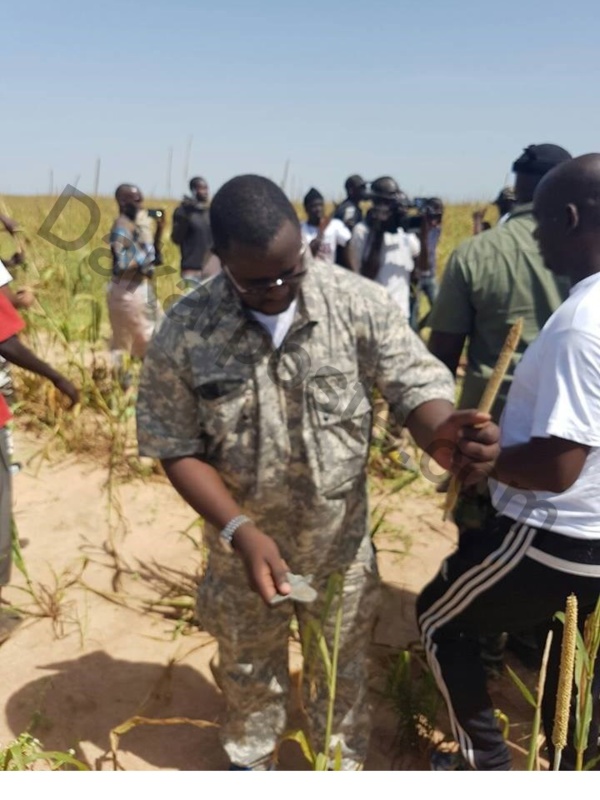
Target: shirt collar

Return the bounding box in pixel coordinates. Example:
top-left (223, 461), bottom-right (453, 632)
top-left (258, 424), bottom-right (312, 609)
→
top-left (569, 270), bottom-right (600, 296)
top-left (506, 202), bottom-right (534, 220)
top-left (296, 257), bottom-right (327, 326)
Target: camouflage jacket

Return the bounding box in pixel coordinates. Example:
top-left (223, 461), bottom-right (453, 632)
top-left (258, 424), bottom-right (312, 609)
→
top-left (136, 258), bottom-right (454, 573)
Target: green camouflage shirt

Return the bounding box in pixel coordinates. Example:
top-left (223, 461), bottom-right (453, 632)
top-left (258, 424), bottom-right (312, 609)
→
top-left (136, 258), bottom-right (454, 573)
top-left (429, 204), bottom-right (569, 420)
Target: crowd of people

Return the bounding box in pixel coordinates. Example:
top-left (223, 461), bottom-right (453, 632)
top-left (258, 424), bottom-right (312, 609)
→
top-left (1, 144), bottom-right (599, 772)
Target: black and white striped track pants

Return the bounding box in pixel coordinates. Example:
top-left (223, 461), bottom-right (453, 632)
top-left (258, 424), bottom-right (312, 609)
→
top-left (416, 514), bottom-right (600, 770)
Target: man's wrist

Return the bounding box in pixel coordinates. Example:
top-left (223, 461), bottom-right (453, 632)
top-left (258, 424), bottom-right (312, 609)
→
top-left (219, 514), bottom-right (254, 552)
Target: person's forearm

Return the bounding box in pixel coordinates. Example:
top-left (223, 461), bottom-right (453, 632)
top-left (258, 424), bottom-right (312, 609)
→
top-left (170, 217), bottom-right (186, 244)
top-left (361, 231), bottom-right (384, 279)
top-left (494, 440), bottom-right (587, 493)
top-left (0, 213), bottom-right (17, 231)
top-left (406, 398), bottom-right (455, 456)
top-left (0, 336), bottom-right (62, 383)
top-left (161, 456), bottom-right (245, 529)
top-left (162, 456), bottom-right (290, 603)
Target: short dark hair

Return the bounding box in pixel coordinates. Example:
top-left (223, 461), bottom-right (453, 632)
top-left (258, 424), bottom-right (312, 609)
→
top-left (189, 176), bottom-right (207, 191)
top-left (210, 175), bottom-right (299, 253)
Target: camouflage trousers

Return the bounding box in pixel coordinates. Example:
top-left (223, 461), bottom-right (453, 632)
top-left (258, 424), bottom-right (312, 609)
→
top-left (0, 428), bottom-right (12, 586)
top-left (197, 533), bottom-right (380, 770)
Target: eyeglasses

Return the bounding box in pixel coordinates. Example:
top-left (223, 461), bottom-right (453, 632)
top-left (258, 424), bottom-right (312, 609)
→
top-left (223, 244), bottom-right (308, 297)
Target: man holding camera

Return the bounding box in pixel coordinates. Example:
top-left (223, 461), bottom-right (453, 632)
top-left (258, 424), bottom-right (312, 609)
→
top-left (410, 197), bottom-right (443, 332)
top-left (349, 177), bottom-right (421, 320)
top-left (107, 183), bottom-right (164, 370)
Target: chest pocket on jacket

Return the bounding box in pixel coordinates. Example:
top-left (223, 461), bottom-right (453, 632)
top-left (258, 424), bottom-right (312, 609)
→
top-left (196, 379), bottom-right (256, 486)
top-left (306, 368), bottom-right (371, 498)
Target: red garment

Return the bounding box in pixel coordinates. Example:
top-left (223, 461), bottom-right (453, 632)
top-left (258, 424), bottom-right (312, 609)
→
top-left (0, 292), bottom-right (25, 427)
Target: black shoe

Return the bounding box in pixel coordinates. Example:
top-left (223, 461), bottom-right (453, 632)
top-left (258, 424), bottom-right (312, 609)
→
top-left (430, 750), bottom-right (470, 771)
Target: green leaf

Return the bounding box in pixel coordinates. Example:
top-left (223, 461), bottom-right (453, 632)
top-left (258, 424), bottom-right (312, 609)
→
top-left (10, 517), bottom-right (30, 581)
top-left (22, 750), bottom-right (89, 770)
top-left (279, 729), bottom-right (315, 767)
top-left (314, 752), bottom-right (329, 771)
top-left (332, 741), bottom-right (343, 772)
top-left (505, 665), bottom-right (536, 708)
top-left (8, 744), bottom-right (26, 771)
top-left (494, 709), bottom-right (510, 740)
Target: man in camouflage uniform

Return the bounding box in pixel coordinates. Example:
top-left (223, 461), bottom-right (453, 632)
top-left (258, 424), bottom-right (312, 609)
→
top-left (136, 174), bottom-right (499, 770)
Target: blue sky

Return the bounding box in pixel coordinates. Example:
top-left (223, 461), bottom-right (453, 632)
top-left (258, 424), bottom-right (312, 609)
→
top-left (1, 0), bottom-right (598, 201)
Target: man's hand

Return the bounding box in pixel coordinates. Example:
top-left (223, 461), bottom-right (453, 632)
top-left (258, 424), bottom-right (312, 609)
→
top-left (472, 206), bottom-right (488, 235)
top-left (14, 288), bottom-right (34, 309)
top-left (232, 524), bottom-right (291, 605)
top-left (7, 251), bottom-right (25, 267)
top-left (0, 214), bottom-right (19, 235)
top-left (370, 204), bottom-right (392, 227)
top-left (428, 409), bottom-right (500, 486)
top-left (52, 375), bottom-right (80, 408)
top-left (309, 237), bottom-right (323, 257)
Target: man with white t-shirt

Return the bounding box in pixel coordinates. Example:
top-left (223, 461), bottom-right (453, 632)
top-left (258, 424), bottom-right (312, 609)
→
top-left (300, 187), bottom-right (351, 267)
top-left (417, 153), bottom-right (600, 771)
top-left (349, 176), bottom-right (420, 320)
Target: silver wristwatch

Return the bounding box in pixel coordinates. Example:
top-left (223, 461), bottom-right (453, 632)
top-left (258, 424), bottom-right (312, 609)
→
top-left (219, 515), bottom-right (253, 551)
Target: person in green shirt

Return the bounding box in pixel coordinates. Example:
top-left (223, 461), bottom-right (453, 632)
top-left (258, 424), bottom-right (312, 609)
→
top-left (427, 143), bottom-right (572, 673)
top-left (429, 143), bottom-right (573, 422)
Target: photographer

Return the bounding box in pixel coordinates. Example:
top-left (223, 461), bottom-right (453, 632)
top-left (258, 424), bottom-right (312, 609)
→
top-left (172, 176), bottom-right (220, 283)
top-left (410, 197), bottom-right (443, 332)
top-left (349, 176), bottom-right (421, 320)
top-left (107, 184), bottom-right (164, 371)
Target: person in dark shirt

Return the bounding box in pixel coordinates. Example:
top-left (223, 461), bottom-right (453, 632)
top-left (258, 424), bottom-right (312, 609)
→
top-left (333, 174), bottom-right (367, 231)
top-left (172, 177), bottom-right (219, 283)
top-left (333, 175), bottom-right (367, 267)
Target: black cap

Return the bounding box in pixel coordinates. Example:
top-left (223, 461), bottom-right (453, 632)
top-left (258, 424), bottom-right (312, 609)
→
top-left (344, 174), bottom-right (366, 192)
top-left (370, 176), bottom-right (401, 201)
top-left (426, 197), bottom-right (444, 214)
top-left (303, 187), bottom-right (324, 206)
top-left (512, 144), bottom-right (572, 176)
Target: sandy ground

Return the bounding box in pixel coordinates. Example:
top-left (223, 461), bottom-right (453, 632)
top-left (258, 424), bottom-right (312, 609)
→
top-left (0, 428), bottom-right (541, 771)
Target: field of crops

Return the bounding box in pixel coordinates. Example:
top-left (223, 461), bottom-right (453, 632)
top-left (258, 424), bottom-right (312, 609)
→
top-left (0, 193), bottom-right (494, 473)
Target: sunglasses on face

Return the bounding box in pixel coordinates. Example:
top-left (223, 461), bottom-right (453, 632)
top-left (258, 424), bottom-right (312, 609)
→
top-left (223, 244), bottom-right (308, 297)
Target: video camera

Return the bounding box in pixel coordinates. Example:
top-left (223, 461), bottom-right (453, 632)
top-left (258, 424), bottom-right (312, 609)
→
top-left (364, 190), bottom-right (426, 232)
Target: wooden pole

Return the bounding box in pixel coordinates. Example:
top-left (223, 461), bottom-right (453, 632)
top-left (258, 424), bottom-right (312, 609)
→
top-left (183, 135), bottom-right (193, 189)
top-left (443, 317), bottom-right (524, 520)
top-left (93, 158), bottom-right (101, 198)
top-left (166, 146), bottom-right (173, 198)
top-left (280, 158), bottom-right (290, 192)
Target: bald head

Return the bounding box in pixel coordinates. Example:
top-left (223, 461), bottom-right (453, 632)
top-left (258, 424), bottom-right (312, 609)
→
top-left (115, 183), bottom-right (143, 220)
top-left (534, 154), bottom-right (600, 281)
